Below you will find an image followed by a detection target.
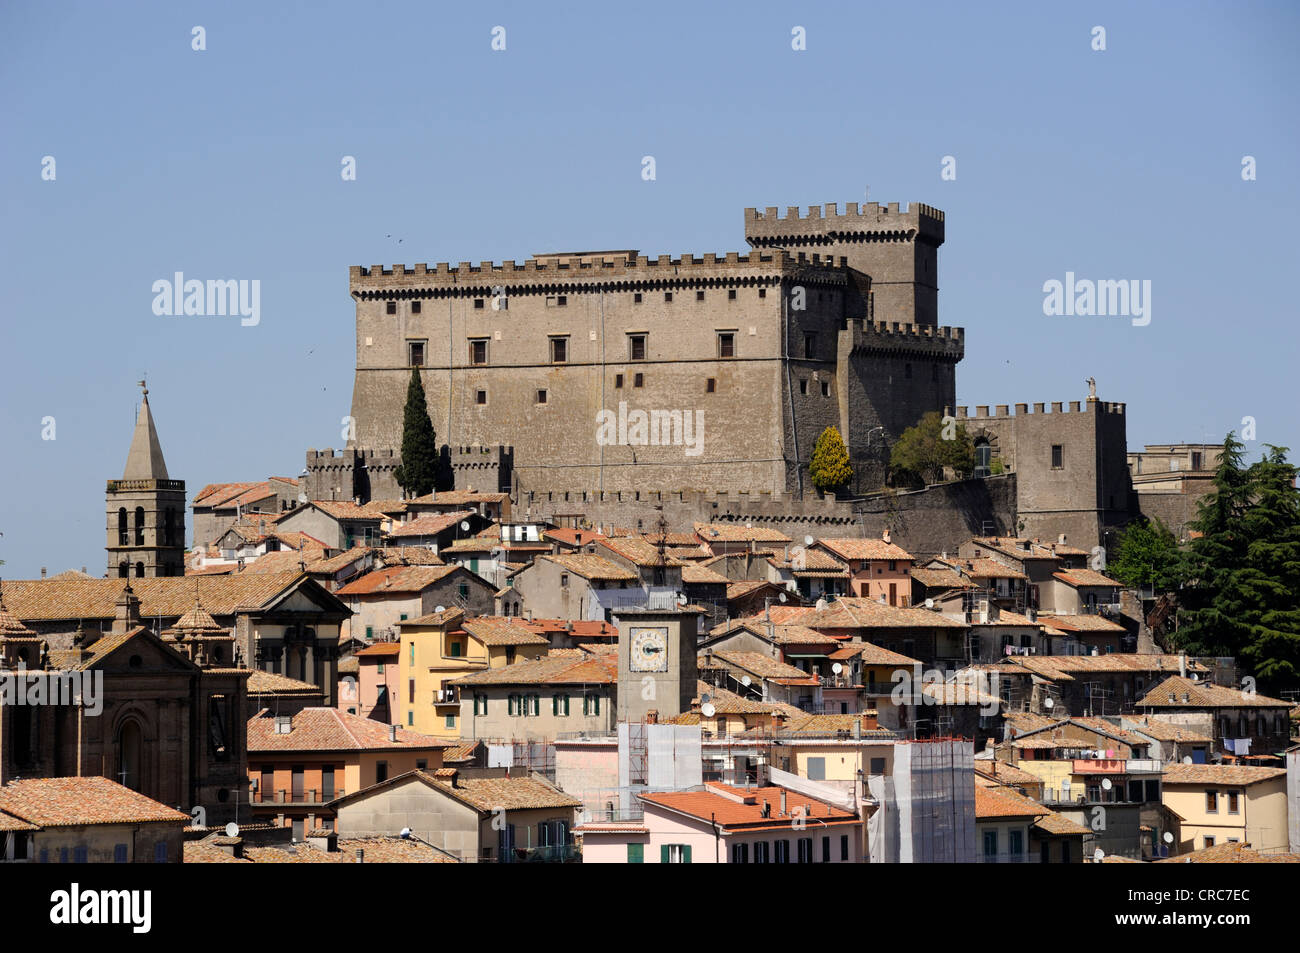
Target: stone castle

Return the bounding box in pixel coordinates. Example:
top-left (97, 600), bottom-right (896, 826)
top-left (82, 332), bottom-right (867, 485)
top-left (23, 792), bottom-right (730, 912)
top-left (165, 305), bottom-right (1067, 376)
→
top-left (308, 199), bottom-right (1143, 553)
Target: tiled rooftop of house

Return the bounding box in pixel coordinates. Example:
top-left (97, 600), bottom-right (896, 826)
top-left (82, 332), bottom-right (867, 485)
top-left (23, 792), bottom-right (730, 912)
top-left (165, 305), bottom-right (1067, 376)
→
top-left (247, 707), bottom-right (450, 752)
top-left (0, 777), bottom-right (190, 827)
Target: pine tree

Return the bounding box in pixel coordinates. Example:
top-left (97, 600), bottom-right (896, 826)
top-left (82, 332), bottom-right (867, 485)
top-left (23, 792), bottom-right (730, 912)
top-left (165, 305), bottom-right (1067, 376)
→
top-left (392, 365), bottom-right (438, 498)
top-left (1174, 434), bottom-right (1300, 688)
top-left (810, 426), bottom-right (853, 493)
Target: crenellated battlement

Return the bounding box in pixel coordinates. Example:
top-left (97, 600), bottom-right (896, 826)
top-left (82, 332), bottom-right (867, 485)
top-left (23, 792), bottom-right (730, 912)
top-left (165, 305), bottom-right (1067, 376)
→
top-left (744, 201), bottom-right (945, 247)
top-left (842, 318), bottom-right (965, 360)
top-left (947, 400), bottom-right (1126, 419)
top-left (349, 250), bottom-right (851, 297)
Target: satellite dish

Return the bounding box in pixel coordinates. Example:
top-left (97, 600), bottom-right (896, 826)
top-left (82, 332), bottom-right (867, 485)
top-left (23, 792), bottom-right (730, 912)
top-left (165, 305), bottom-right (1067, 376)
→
top-left (1163, 831), bottom-right (1174, 844)
top-left (924, 598), bottom-right (934, 609)
top-left (815, 598), bottom-right (828, 611)
top-left (460, 521), bottom-right (470, 531)
top-left (778, 592), bottom-right (788, 603)
top-left (804, 535), bottom-right (814, 546)
top-left (1044, 697), bottom-right (1055, 709)
top-left (700, 693), bottom-right (712, 704)
top-left (677, 592), bottom-right (688, 606)
top-left (1182, 756), bottom-right (1193, 764)
top-left (831, 662), bottom-right (843, 675)
top-left (435, 605), bottom-right (446, 613)
top-left (1101, 778), bottom-right (1112, 791)
top-left (225, 822), bottom-right (239, 838)
top-left (1093, 848), bottom-right (1105, 862)
top-left (701, 702), bottom-right (716, 717)
top-left (740, 675), bottom-right (752, 687)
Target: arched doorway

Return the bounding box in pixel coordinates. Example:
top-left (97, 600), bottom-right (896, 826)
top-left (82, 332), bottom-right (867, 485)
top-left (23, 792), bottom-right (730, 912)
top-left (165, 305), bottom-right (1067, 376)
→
top-left (117, 721), bottom-right (143, 792)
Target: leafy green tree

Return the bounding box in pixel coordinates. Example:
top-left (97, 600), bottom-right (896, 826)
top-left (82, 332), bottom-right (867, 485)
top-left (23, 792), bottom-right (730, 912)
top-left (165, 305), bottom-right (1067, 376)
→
top-left (1110, 517), bottom-right (1180, 591)
top-left (810, 426), bottom-right (853, 493)
top-left (890, 411), bottom-right (974, 486)
top-left (392, 365), bottom-right (439, 498)
top-left (1174, 434), bottom-right (1300, 688)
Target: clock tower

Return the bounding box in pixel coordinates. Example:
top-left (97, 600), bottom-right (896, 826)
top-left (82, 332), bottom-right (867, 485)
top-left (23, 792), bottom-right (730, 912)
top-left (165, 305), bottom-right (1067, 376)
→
top-left (614, 606), bottom-right (702, 723)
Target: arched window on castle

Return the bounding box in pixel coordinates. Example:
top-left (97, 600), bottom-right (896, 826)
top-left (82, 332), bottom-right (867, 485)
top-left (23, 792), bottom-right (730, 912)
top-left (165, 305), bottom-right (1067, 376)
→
top-left (118, 507), bottom-right (128, 545)
top-left (118, 560), bottom-right (129, 578)
top-left (134, 507), bottom-right (145, 545)
top-left (135, 561), bottom-right (144, 578)
top-left (974, 439), bottom-right (991, 478)
top-left (163, 507), bottom-right (176, 546)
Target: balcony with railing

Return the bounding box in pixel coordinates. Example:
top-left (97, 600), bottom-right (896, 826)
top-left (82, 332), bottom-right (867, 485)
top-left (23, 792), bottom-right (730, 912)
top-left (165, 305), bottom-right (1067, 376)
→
top-left (253, 788), bottom-right (345, 806)
top-left (432, 688), bottom-right (458, 705)
top-left (487, 844), bottom-right (581, 863)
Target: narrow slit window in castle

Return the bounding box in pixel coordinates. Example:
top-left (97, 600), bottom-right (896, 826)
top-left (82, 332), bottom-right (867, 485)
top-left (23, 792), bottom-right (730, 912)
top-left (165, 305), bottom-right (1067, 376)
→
top-left (475, 390), bottom-right (487, 405)
top-left (614, 374), bottom-right (624, 389)
top-left (820, 381), bottom-right (829, 397)
top-left (537, 390), bottom-right (548, 405)
top-left (1051, 445), bottom-right (1063, 469)
top-left (386, 301), bottom-right (396, 315)
top-left (799, 380), bottom-right (807, 395)
top-left (706, 378), bottom-right (716, 393)
top-left (634, 373), bottom-right (644, 388)
top-left (634, 293), bottom-right (642, 304)
top-left (804, 334), bottom-right (816, 359)
top-left (411, 300), bottom-right (420, 314)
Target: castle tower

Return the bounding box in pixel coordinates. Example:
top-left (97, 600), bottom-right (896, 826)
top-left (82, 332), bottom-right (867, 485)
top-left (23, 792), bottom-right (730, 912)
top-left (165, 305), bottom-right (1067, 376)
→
top-left (106, 382), bottom-right (186, 578)
top-left (744, 201), bottom-right (945, 326)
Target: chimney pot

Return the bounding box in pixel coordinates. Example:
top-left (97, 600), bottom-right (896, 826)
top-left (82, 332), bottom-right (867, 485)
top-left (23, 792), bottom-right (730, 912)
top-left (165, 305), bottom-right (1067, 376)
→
top-left (354, 848), bottom-right (364, 863)
top-left (40, 567), bottom-right (47, 579)
top-left (389, 724), bottom-right (398, 742)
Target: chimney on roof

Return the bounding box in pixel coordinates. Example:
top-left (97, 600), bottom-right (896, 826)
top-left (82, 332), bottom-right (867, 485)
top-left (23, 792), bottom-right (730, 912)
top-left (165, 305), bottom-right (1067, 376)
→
top-left (779, 789), bottom-right (787, 816)
top-left (761, 800), bottom-right (771, 818)
top-left (645, 709), bottom-right (658, 725)
top-left (40, 567), bottom-right (46, 579)
top-left (389, 724), bottom-right (398, 742)
top-left (1181, 692), bottom-right (1190, 704)
top-left (81, 566), bottom-right (86, 574)
top-left (354, 848), bottom-right (365, 864)
top-left (882, 528), bottom-right (891, 543)
top-left (1178, 654), bottom-right (1187, 677)
top-left (274, 713), bottom-right (293, 734)
top-left (216, 836), bottom-right (243, 859)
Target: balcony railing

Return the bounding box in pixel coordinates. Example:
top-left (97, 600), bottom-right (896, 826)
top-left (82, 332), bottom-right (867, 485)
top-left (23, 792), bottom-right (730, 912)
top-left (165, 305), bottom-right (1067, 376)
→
top-left (494, 844), bottom-right (581, 863)
top-left (433, 689), bottom-right (457, 704)
top-left (253, 788), bottom-right (344, 805)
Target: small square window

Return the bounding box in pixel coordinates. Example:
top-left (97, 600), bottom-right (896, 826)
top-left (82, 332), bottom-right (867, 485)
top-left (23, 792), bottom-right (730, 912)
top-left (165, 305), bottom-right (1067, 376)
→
top-left (633, 292), bottom-right (643, 304)
top-left (537, 389), bottom-right (548, 404)
top-left (629, 335), bottom-right (646, 361)
top-left (551, 337), bottom-right (568, 363)
top-left (475, 390), bottom-right (487, 405)
top-left (474, 298), bottom-right (485, 309)
top-left (634, 373), bottom-right (644, 388)
top-left (547, 295), bottom-right (567, 307)
top-left (718, 332), bottom-right (735, 358)
top-left (664, 292), bottom-right (673, 302)
top-left (470, 339), bottom-right (488, 365)
top-left (821, 381), bottom-right (829, 397)
top-left (408, 341), bottom-right (425, 367)
top-left (696, 290), bottom-right (705, 301)
top-left (386, 301), bottom-right (396, 315)
top-left (411, 300), bottom-right (421, 314)
top-left (799, 379), bottom-right (808, 395)
top-left (758, 288), bottom-right (767, 299)
top-left (615, 373), bottom-right (624, 389)
top-left (728, 289), bottom-right (736, 300)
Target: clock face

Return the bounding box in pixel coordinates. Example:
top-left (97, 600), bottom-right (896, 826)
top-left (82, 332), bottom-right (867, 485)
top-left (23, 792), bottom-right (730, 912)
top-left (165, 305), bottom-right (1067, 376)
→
top-left (629, 627), bottom-right (669, 672)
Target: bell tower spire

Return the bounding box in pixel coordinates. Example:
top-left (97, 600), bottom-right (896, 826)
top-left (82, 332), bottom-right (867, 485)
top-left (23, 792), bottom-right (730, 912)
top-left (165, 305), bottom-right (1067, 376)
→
top-left (107, 382), bottom-right (187, 578)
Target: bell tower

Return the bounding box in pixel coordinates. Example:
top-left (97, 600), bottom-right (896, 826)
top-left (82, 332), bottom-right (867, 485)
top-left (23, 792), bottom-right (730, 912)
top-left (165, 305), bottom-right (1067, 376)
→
top-left (106, 381), bottom-right (186, 578)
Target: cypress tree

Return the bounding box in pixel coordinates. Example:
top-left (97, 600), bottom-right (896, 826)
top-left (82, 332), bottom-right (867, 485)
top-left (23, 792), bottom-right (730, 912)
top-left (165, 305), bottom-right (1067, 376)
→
top-left (392, 365), bottom-right (438, 498)
top-left (810, 426), bottom-right (853, 493)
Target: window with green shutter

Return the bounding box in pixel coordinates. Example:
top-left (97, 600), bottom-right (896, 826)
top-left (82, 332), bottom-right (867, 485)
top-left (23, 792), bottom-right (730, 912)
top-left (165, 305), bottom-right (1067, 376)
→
top-left (627, 843), bottom-right (644, 863)
top-left (661, 844), bottom-right (691, 863)
top-left (584, 693), bottom-right (600, 716)
top-left (508, 694), bottom-right (520, 716)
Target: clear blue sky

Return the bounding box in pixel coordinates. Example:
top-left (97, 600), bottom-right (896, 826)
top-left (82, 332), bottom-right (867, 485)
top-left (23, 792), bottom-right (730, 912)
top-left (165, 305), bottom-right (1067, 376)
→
top-left (2, 1), bottom-right (1297, 578)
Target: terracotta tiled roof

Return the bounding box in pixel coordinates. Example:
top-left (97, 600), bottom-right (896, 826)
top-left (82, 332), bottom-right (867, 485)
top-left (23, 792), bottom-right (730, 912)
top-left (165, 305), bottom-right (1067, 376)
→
top-left (246, 707), bottom-right (450, 752)
top-left (1155, 842), bottom-right (1300, 864)
top-left (1158, 763), bottom-right (1287, 786)
top-left (1137, 675), bottom-right (1292, 709)
top-left (693, 523), bottom-right (792, 544)
top-left (538, 554), bottom-right (638, 582)
top-left (1123, 716), bottom-right (1212, 744)
top-left (948, 557), bottom-right (1028, 580)
top-left (910, 567), bottom-right (975, 590)
top-left (353, 642), bottom-right (402, 658)
top-left (194, 481), bottom-right (277, 509)
top-left (419, 772), bottom-right (581, 812)
top-left (680, 563), bottom-right (730, 585)
top-left (307, 500), bottom-right (388, 520)
top-left (802, 598), bottom-right (966, 630)
top-left (406, 490), bottom-right (509, 506)
top-left (1033, 811), bottom-right (1092, 836)
top-left (542, 528), bottom-right (606, 547)
top-left (706, 650), bottom-right (819, 684)
top-left (460, 617), bottom-right (551, 647)
top-left (385, 510), bottom-right (477, 539)
top-left (640, 784), bottom-right (857, 831)
top-left (183, 834), bottom-right (458, 864)
top-left (1005, 655), bottom-right (1207, 682)
top-left (0, 777), bottom-right (190, 827)
top-left (375, 547), bottom-right (446, 566)
top-left (816, 538), bottom-right (913, 562)
top-left (441, 741), bottom-right (481, 764)
top-left (450, 651), bottom-right (617, 686)
top-left (974, 785), bottom-right (1050, 820)
top-left (828, 641), bottom-right (921, 666)
top-left (974, 760), bottom-right (1043, 787)
top-left (399, 608), bottom-right (465, 628)
top-left (245, 670), bottom-right (322, 696)
top-left (596, 536), bottom-right (682, 568)
top-left (1052, 569), bottom-right (1120, 588)
top-left (2, 573), bottom-right (317, 621)
top-left (336, 565), bottom-right (460, 596)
